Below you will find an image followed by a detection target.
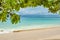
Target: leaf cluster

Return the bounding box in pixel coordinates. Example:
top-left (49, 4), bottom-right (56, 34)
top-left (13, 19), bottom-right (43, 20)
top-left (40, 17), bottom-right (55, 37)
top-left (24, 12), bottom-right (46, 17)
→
top-left (0, 0), bottom-right (60, 24)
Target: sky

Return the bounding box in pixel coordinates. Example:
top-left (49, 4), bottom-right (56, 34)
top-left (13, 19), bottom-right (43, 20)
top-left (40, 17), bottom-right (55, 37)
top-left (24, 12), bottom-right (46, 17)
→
top-left (17, 6), bottom-right (59, 15)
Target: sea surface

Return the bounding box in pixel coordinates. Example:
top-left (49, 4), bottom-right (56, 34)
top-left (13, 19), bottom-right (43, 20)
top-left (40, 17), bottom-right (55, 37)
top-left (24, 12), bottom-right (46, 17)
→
top-left (0, 15), bottom-right (60, 34)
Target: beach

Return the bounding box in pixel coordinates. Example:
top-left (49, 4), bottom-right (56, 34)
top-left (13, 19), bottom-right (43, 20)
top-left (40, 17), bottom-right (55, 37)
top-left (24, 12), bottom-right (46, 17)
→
top-left (0, 1), bottom-right (60, 40)
top-left (0, 27), bottom-right (60, 40)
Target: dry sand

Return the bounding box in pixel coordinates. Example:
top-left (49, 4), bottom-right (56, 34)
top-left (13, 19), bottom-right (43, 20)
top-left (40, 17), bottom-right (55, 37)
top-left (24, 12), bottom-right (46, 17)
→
top-left (0, 27), bottom-right (60, 40)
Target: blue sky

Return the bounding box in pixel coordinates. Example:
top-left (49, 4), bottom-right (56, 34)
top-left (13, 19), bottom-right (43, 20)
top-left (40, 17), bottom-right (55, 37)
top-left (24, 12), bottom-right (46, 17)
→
top-left (17, 6), bottom-right (59, 15)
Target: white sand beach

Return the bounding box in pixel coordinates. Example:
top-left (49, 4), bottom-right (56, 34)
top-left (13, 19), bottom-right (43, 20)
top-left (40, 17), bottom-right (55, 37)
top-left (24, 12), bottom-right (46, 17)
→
top-left (0, 27), bottom-right (60, 40)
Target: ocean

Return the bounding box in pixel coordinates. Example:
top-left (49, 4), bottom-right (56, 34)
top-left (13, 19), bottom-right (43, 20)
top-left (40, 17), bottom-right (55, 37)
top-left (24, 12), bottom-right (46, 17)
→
top-left (0, 15), bottom-right (60, 34)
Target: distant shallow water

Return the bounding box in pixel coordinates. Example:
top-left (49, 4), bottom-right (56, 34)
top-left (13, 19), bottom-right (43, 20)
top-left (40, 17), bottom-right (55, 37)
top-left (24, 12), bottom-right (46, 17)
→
top-left (0, 15), bottom-right (60, 34)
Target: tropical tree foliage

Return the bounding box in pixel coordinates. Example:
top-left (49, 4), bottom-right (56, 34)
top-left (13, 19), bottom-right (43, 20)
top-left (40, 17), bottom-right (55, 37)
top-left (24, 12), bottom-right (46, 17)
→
top-left (0, 0), bottom-right (60, 24)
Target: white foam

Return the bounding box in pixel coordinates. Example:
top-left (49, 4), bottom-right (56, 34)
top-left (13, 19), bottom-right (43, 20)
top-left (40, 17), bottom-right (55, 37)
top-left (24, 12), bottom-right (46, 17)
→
top-left (0, 31), bottom-right (11, 34)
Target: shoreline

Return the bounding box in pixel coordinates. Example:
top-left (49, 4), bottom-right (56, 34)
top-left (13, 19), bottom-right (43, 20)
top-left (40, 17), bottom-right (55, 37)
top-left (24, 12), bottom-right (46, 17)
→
top-left (0, 25), bottom-right (60, 34)
top-left (13, 26), bottom-right (60, 32)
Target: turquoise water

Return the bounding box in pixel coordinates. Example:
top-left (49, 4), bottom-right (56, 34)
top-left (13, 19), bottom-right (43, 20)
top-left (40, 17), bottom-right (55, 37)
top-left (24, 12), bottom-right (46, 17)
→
top-left (0, 15), bottom-right (60, 30)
